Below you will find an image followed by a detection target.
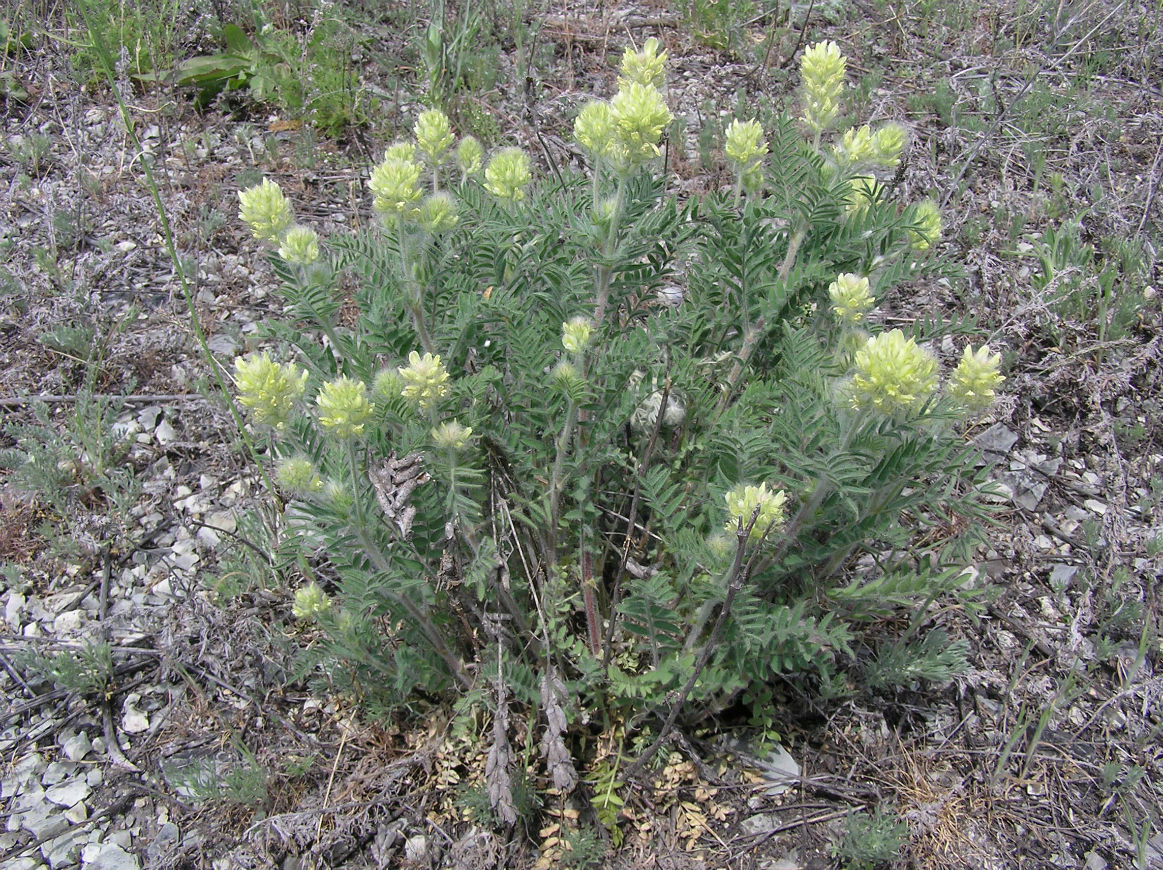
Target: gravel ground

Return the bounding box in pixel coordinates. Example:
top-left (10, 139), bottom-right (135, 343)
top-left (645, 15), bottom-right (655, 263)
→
top-left (2, 2), bottom-right (1162, 867)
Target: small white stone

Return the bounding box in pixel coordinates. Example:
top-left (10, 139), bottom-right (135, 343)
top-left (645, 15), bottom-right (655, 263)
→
top-left (41, 761), bottom-right (73, 786)
top-left (155, 419), bottom-right (178, 445)
top-left (54, 609), bottom-right (84, 633)
top-left (65, 802), bottom-right (88, 824)
top-left (121, 699), bottom-right (150, 734)
top-left (45, 778), bottom-right (92, 808)
top-left (62, 732), bottom-right (92, 762)
top-left (5, 592), bottom-right (25, 630)
top-left (83, 842), bottom-right (140, 870)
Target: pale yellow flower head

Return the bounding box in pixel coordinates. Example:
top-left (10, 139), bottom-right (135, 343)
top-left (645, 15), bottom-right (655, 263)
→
top-left (873, 123), bottom-right (906, 168)
top-left (610, 81), bottom-right (673, 166)
top-left (844, 174), bottom-right (879, 215)
top-left (829, 273), bottom-right (874, 323)
top-left (484, 147), bottom-right (532, 202)
top-left (292, 582), bottom-right (331, 620)
top-left (234, 352), bottom-right (308, 428)
top-left (238, 179), bottom-right (293, 242)
top-left (725, 118), bottom-right (767, 169)
top-left (384, 141), bottom-right (417, 163)
top-left (419, 191), bottom-right (459, 233)
top-left (800, 40), bottom-right (846, 133)
top-left (910, 198), bottom-right (942, 250)
top-left (278, 225), bottom-right (320, 266)
top-left (850, 329), bottom-right (938, 414)
top-left (315, 377), bottom-right (374, 439)
top-left (370, 156), bottom-right (423, 217)
top-left (619, 37), bottom-right (667, 89)
top-left (574, 100), bottom-right (618, 160)
top-left (431, 419), bottom-right (474, 450)
top-left (414, 108), bottom-right (454, 163)
top-left (834, 125), bottom-right (876, 166)
top-left (561, 317), bottom-right (593, 354)
top-left (276, 456), bottom-right (324, 496)
top-left (456, 135), bottom-right (484, 177)
top-left (398, 351), bottom-right (450, 411)
top-left (724, 482), bottom-right (789, 543)
top-left (949, 344), bottom-right (1004, 412)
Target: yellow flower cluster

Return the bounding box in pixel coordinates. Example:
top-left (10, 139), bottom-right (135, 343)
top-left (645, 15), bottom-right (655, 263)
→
top-left (574, 41), bottom-right (673, 174)
top-left (850, 330), bottom-right (938, 414)
top-left (276, 456), bottom-right (323, 496)
top-left (277, 226), bottom-right (320, 265)
top-left (949, 345), bottom-right (1004, 412)
top-left (619, 37), bottom-right (667, 89)
top-left (398, 351), bottom-right (450, 411)
top-left (828, 273), bottom-right (874, 323)
top-left (315, 377), bottom-right (374, 439)
top-left (484, 147), bottom-right (532, 202)
top-left (415, 109), bottom-right (454, 163)
top-left (370, 153), bottom-right (423, 218)
top-left (724, 118), bottom-right (768, 190)
top-left (561, 317), bottom-right (593, 354)
top-left (431, 419), bottom-right (474, 450)
top-left (238, 178), bottom-right (293, 242)
top-left (724, 482), bottom-right (789, 543)
top-left (801, 41), bottom-right (846, 134)
top-left (234, 352), bottom-right (308, 429)
top-left (292, 582), bottom-right (331, 620)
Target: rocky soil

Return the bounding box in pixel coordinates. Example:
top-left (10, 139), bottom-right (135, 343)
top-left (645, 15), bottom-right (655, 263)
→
top-left (1, 2), bottom-right (1162, 868)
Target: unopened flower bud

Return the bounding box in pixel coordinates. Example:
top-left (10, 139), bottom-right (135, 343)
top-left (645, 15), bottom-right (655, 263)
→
top-left (398, 351), bottom-right (450, 411)
top-left (619, 37), bottom-right (667, 89)
top-left (323, 479), bottom-right (353, 513)
top-left (276, 456), bottom-right (323, 496)
top-left (845, 174), bottom-right (879, 215)
top-left (234, 352), bottom-right (308, 428)
top-left (415, 108), bottom-right (454, 163)
top-left (239, 178), bottom-right (293, 242)
top-left (724, 482), bottom-right (789, 543)
top-left (949, 344), bottom-right (1004, 412)
top-left (431, 419), bottom-right (474, 450)
top-left (800, 40), bottom-right (846, 133)
top-left (828, 273), bottom-right (874, 323)
top-left (278, 225), bottom-right (320, 265)
top-left (372, 367), bottom-right (404, 403)
top-left (456, 135), bottom-right (484, 177)
top-left (292, 582), bottom-right (331, 620)
top-left (910, 198), bottom-right (942, 250)
top-left (550, 360), bottom-right (586, 400)
top-left (484, 147), bottom-right (531, 202)
top-left (419, 191), bottom-right (459, 233)
top-left (850, 329), bottom-right (938, 414)
top-left (315, 377), bottom-right (374, 439)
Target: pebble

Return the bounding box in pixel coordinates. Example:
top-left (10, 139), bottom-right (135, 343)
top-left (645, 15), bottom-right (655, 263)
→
top-left (121, 696), bottom-right (150, 734)
top-left (42, 761), bottom-right (74, 786)
top-left (82, 843), bottom-right (140, 870)
top-left (46, 778), bottom-right (92, 808)
top-left (155, 419), bottom-right (178, 445)
top-left (62, 732), bottom-right (93, 762)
